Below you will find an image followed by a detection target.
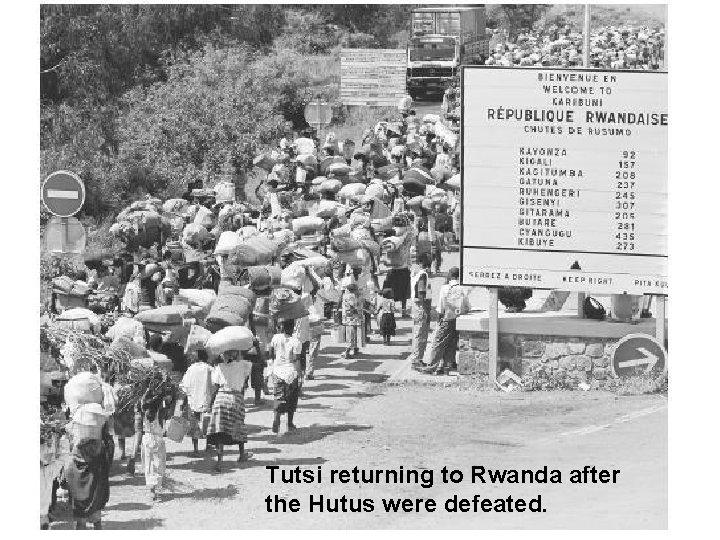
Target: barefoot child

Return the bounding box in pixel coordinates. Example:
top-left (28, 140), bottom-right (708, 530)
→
top-left (269, 319), bottom-right (302, 434)
top-left (179, 349), bottom-right (213, 455)
top-left (140, 374), bottom-right (173, 501)
top-left (376, 288), bottom-right (397, 346)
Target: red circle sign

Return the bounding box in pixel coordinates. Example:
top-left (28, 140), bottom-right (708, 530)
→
top-left (41, 171), bottom-right (85, 217)
top-left (611, 333), bottom-right (667, 378)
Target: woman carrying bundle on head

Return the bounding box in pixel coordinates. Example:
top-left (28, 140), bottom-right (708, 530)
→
top-left (206, 348), bottom-right (253, 471)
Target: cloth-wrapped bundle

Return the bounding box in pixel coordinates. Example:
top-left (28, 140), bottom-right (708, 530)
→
top-left (319, 179), bottom-right (343, 194)
top-left (237, 265), bottom-right (281, 294)
top-left (193, 206), bottom-right (215, 229)
top-left (182, 223), bottom-right (209, 247)
top-left (229, 235), bottom-right (278, 266)
top-left (292, 216), bottom-right (325, 236)
top-left (64, 372), bottom-right (103, 415)
top-left (214, 182), bottom-right (236, 204)
top-left (214, 230), bottom-right (242, 256)
top-left (336, 248), bottom-right (369, 269)
top-left (205, 294), bottom-right (252, 330)
top-left (269, 288), bottom-right (308, 320)
top-left (338, 183), bottom-right (366, 199)
top-left (206, 326), bottom-right (255, 356)
top-left (163, 198), bottom-right (189, 214)
top-left (312, 199), bottom-right (341, 219)
top-left (135, 305), bottom-right (186, 326)
top-left (280, 264), bottom-right (306, 291)
top-left (184, 324), bottom-right (213, 355)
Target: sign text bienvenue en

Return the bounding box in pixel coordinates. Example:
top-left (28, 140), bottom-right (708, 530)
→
top-left (461, 67), bottom-right (667, 295)
top-left (340, 49), bottom-right (407, 106)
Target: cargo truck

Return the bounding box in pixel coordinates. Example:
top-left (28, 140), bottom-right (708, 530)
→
top-left (406, 5), bottom-right (489, 98)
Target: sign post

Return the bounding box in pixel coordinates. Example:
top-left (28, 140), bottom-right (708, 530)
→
top-left (42, 171), bottom-right (86, 255)
top-left (488, 287), bottom-right (499, 385)
top-left (655, 295), bottom-right (666, 345)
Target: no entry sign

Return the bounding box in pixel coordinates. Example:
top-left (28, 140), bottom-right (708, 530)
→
top-left (611, 333), bottom-right (667, 378)
top-left (41, 171), bottom-right (85, 217)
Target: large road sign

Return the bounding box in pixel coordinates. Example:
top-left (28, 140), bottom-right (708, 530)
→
top-left (340, 49), bottom-right (407, 106)
top-left (611, 333), bottom-right (667, 378)
top-left (45, 216), bottom-right (86, 255)
top-left (461, 67), bottom-right (667, 295)
top-left (41, 171), bottom-right (85, 217)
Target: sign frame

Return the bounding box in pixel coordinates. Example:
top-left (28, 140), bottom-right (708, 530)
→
top-left (41, 170), bottom-right (86, 218)
top-left (460, 65), bottom-right (668, 296)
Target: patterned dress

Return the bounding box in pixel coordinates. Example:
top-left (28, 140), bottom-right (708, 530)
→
top-left (206, 361), bottom-right (252, 446)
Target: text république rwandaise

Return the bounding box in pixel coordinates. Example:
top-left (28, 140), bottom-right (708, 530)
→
top-left (263, 465), bottom-right (620, 514)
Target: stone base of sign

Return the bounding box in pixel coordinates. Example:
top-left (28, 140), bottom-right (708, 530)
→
top-left (455, 312), bottom-right (667, 389)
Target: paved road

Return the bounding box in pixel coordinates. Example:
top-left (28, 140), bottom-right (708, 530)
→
top-left (50, 252), bottom-right (667, 529)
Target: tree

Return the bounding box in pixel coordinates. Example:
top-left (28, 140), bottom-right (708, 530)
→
top-left (496, 4), bottom-right (552, 40)
top-left (116, 45), bottom-right (286, 202)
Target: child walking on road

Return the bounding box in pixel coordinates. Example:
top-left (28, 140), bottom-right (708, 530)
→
top-left (376, 288), bottom-right (397, 345)
top-left (269, 319), bottom-right (302, 434)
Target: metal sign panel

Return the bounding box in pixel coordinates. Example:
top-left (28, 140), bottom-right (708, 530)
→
top-left (45, 216), bottom-right (86, 255)
top-left (611, 333), bottom-right (667, 378)
top-left (461, 67), bottom-right (668, 295)
top-left (41, 170), bottom-right (85, 217)
top-left (340, 49), bottom-right (407, 106)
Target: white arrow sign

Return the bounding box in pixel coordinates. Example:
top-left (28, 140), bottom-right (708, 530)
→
top-left (618, 347), bottom-right (658, 372)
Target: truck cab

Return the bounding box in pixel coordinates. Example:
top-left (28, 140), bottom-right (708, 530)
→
top-left (407, 35), bottom-right (460, 98)
top-left (406, 6), bottom-right (488, 99)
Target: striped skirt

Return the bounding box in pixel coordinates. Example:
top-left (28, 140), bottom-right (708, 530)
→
top-left (206, 389), bottom-right (247, 446)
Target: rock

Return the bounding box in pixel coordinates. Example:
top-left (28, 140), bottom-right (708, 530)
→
top-left (560, 355), bottom-right (577, 369)
top-left (456, 351), bottom-right (475, 375)
top-left (575, 354), bottom-right (592, 371)
top-left (567, 342), bottom-right (586, 354)
top-left (476, 352), bottom-right (490, 373)
top-left (586, 343), bottom-right (604, 358)
top-left (499, 339), bottom-right (518, 360)
top-left (545, 342), bottom-right (568, 360)
top-left (470, 337), bottom-right (490, 351)
top-left (521, 340), bottom-right (544, 357)
top-left (521, 357), bottom-right (538, 374)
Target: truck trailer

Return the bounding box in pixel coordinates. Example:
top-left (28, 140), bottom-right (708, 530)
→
top-left (406, 5), bottom-right (489, 98)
